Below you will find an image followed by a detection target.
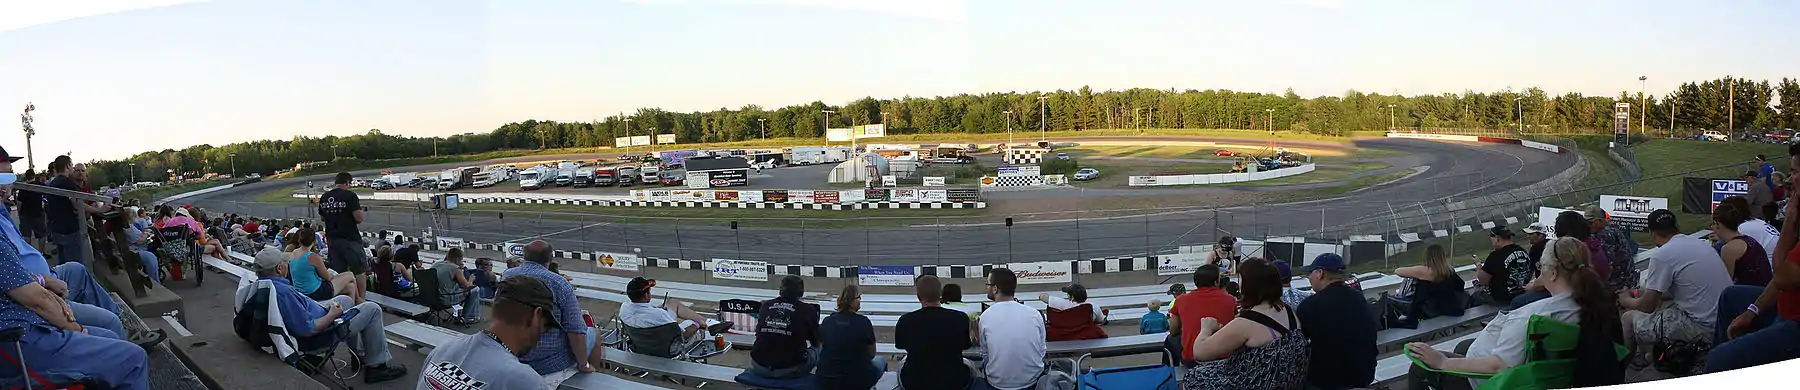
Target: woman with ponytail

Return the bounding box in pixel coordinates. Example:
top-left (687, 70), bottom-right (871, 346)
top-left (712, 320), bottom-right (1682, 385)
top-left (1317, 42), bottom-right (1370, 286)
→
top-left (1405, 237), bottom-right (1623, 389)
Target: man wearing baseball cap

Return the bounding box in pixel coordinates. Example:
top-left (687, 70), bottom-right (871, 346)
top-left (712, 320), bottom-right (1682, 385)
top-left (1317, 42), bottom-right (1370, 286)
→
top-left (1618, 209), bottom-right (1732, 357)
top-left (1582, 204), bottom-right (1640, 293)
top-left (252, 247), bottom-right (408, 382)
top-left (1296, 253), bottom-right (1376, 389)
top-left (1523, 224), bottom-right (1550, 266)
top-left (1270, 259), bottom-right (1313, 308)
top-left (1478, 226), bottom-right (1532, 307)
top-left (618, 276), bottom-right (733, 357)
top-left (419, 277), bottom-right (559, 390)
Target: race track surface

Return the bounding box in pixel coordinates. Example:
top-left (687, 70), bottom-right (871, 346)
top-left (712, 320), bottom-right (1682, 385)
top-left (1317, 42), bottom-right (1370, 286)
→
top-left (185, 137), bottom-right (1576, 266)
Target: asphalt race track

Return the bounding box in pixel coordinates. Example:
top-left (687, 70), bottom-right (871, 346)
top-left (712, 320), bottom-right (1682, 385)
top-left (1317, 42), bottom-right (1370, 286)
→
top-left (184, 137), bottom-right (1577, 266)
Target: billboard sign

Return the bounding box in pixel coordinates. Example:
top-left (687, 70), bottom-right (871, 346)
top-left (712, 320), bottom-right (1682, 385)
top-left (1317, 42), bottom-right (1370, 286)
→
top-left (711, 259), bottom-right (769, 282)
top-left (854, 124), bottom-right (885, 139)
top-left (656, 134), bottom-right (677, 144)
top-left (1002, 261), bottom-right (1073, 284)
top-left (1537, 207), bottom-right (1574, 237)
top-left (686, 171), bottom-right (709, 189)
top-left (857, 265), bottom-right (914, 286)
top-left (1599, 195), bottom-right (1668, 232)
top-left (922, 177), bottom-right (946, 187)
top-left (826, 128), bottom-right (854, 142)
top-left (595, 252), bottom-right (640, 273)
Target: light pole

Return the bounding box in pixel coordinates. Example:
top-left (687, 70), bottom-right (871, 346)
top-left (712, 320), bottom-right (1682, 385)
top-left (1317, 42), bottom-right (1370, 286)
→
top-left (1265, 108), bottom-right (1274, 135)
top-left (1036, 95), bottom-right (1049, 144)
top-left (433, 139), bottom-right (439, 157)
top-left (757, 118), bottom-right (766, 140)
top-left (1638, 76), bottom-right (1648, 136)
top-left (822, 110), bottom-right (837, 148)
top-left (1513, 97), bottom-right (1524, 132)
top-left (623, 118), bottom-right (633, 157)
top-left (1669, 95), bottom-right (1677, 134)
top-left (330, 145), bottom-right (339, 160)
top-left (1003, 110), bottom-right (1014, 144)
top-left (128, 163), bottom-right (135, 184)
top-left (20, 102), bottom-right (35, 172)
top-left (229, 153), bottom-right (237, 178)
top-left (1385, 104), bottom-right (1396, 130)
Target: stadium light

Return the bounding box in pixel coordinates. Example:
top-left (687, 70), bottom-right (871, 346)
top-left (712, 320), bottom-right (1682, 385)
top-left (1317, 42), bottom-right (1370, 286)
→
top-left (1036, 95), bottom-right (1049, 143)
top-left (1513, 97), bottom-right (1524, 132)
top-left (1004, 110), bottom-right (1013, 144)
top-left (1638, 76), bottom-right (1648, 135)
top-left (20, 102), bottom-right (35, 171)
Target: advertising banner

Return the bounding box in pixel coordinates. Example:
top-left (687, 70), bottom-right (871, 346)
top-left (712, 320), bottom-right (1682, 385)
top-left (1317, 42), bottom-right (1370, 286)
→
top-left (947, 188), bottom-right (980, 202)
top-left (646, 190), bottom-right (672, 201)
top-left (920, 190), bottom-right (948, 202)
top-left (882, 175), bottom-right (897, 187)
top-left (998, 167), bottom-right (1022, 177)
top-left (595, 252), bottom-right (640, 273)
top-left (632, 190), bottom-right (646, 201)
top-left (683, 190), bottom-right (711, 201)
top-left (1157, 253), bottom-right (1207, 276)
top-left (711, 259), bottom-right (770, 282)
top-left (1129, 176), bottom-right (1158, 186)
top-left (1002, 261), bottom-right (1073, 284)
top-left (1043, 175), bottom-right (1067, 185)
top-left (706, 169), bottom-right (748, 187)
top-left (826, 128), bottom-right (854, 142)
top-left (857, 265), bottom-right (914, 286)
top-left (853, 124), bottom-right (886, 139)
top-left (714, 190), bottom-right (740, 202)
top-left (839, 189), bottom-right (865, 203)
top-left (505, 243), bottom-right (526, 259)
top-left (740, 190), bottom-right (763, 202)
top-left (814, 191), bottom-right (840, 204)
top-left (435, 237), bottom-right (464, 250)
top-left (655, 134), bottom-right (677, 144)
top-left (979, 177), bottom-right (998, 187)
top-left (891, 189), bottom-right (920, 202)
top-left (1599, 195), bottom-right (1668, 232)
top-left (1710, 179), bottom-right (1748, 212)
top-left (686, 171), bottom-right (709, 189)
top-left (615, 136), bottom-right (651, 147)
top-left (864, 189), bottom-right (889, 201)
top-left (671, 190), bottom-right (693, 199)
top-left (790, 190), bottom-right (816, 204)
top-left (1537, 207), bottom-right (1574, 237)
top-left (922, 177), bottom-right (946, 187)
top-left (762, 190), bottom-right (788, 203)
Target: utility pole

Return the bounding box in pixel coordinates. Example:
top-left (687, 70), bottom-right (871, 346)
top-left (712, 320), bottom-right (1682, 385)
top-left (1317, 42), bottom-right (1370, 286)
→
top-left (1385, 104), bottom-right (1396, 130)
top-left (128, 163), bottom-right (135, 184)
top-left (822, 110), bottom-right (838, 149)
top-left (1514, 97), bottom-right (1524, 132)
top-left (1638, 76), bottom-right (1648, 136)
top-left (1037, 95), bottom-right (1049, 144)
top-left (433, 139), bottom-right (439, 157)
top-left (20, 102), bottom-right (36, 172)
top-left (1669, 96), bottom-right (1677, 134)
top-left (331, 145), bottom-right (339, 159)
top-left (1728, 76), bottom-right (1735, 142)
top-left (1265, 109), bottom-right (1274, 135)
top-left (757, 118), bottom-right (766, 140)
top-left (623, 118), bottom-right (633, 157)
top-left (1003, 110), bottom-right (1014, 144)
top-left (229, 153), bottom-right (237, 178)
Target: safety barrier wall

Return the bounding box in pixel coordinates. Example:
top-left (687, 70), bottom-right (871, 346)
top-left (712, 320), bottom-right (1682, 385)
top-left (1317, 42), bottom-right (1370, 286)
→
top-left (1127, 164), bottom-right (1315, 186)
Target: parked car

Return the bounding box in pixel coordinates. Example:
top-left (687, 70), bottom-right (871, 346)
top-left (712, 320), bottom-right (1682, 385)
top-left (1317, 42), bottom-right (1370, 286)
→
top-left (1214, 149), bottom-right (1237, 157)
top-left (930, 156), bottom-right (974, 164)
top-left (659, 171), bottom-right (684, 186)
top-left (1074, 168), bottom-right (1100, 181)
top-left (1055, 153), bottom-right (1071, 160)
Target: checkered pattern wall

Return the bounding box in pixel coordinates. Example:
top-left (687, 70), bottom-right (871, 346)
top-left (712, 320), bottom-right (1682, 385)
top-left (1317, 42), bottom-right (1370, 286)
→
top-left (1004, 148), bottom-right (1047, 165)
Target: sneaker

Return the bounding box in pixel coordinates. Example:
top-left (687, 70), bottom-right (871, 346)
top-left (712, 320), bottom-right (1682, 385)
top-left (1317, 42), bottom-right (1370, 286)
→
top-left (363, 364), bottom-right (407, 384)
top-left (129, 329), bottom-right (167, 349)
top-left (705, 321), bottom-right (735, 335)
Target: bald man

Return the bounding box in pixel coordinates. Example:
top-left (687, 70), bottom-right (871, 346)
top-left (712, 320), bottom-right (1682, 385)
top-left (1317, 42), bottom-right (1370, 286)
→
top-left (498, 240), bottom-right (602, 387)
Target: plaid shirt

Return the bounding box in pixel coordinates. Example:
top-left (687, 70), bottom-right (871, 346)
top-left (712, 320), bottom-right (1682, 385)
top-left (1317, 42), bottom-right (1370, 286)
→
top-left (1597, 225), bottom-right (1639, 291)
top-left (500, 262), bottom-right (587, 374)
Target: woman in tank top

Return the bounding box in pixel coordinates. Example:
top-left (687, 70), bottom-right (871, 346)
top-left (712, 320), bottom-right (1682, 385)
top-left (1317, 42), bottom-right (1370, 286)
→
top-left (286, 226), bottom-right (360, 301)
top-left (1713, 203), bottom-right (1772, 286)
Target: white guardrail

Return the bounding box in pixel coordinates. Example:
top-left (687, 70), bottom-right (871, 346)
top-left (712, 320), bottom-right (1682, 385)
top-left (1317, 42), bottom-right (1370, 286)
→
top-left (1127, 163), bottom-right (1316, 186)
top-left (154, 183), bottom-right (239, 205)
top-left (303, 191), bottom-right (635, 203)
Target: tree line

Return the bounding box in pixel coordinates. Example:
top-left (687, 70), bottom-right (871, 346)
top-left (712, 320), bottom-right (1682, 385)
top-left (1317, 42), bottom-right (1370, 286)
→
top-left (82, 75), bottom-right (1800, 188)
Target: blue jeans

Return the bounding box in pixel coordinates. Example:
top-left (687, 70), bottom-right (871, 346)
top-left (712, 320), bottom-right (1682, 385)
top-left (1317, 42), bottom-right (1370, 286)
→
top-left (1714, 285), bottom-right (1780, 345)
top-left (132, 250), bottom-right (160, 285)
top-left (70, 302), bottom-right (125, 341)
top-left (49, 232), bottom-right (83, 265)
top-left (456, 289), bottom-right (482, 322)
top-left (1705, 318), bottom-right (1800, 372)
top-left (0, 324), bottom-right (147, 390)
top-left (53, 262), bottom-right (118, 315)
top-left (747, 348), bottom-right (819, 379)
top-left (325, 296), bottom-right (392, 367)
top-left (474, 285), bottom-right (495, 300)
top-left (1508, 290), bottom-right (1552, 311)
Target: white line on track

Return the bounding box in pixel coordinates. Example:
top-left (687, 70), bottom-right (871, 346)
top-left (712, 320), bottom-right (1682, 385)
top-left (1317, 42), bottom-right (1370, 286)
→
top-left (506, 221), bottom-right (611, 244)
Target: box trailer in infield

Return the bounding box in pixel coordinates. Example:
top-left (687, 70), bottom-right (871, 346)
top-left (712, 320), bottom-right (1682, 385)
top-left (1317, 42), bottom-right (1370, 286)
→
top-left (684, 156), bottom-right (751, 188)
top-left (518, 168), bottom-right (545, 190)
top-left (658, 150), bottom-right (700, 168)
top-left (790, 147), bottom-right (827, 165)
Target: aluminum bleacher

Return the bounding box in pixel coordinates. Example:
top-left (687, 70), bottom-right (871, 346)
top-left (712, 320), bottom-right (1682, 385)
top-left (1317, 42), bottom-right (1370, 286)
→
top-left (221, 249), bottom-right (430, 316)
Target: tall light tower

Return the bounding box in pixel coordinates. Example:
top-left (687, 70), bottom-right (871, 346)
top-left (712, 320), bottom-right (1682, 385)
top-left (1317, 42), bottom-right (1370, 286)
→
top-left (1638, 76), bottom-right (1648, 135)
top-left (757, 118), bottom-right (767, 140)
top-left (19, 102), bottom-right (35, 172)
top-left (229, 153), bottom-right (237, 178)
top-left (331, 145), bottom-right (339, 159)
top-left (1265, 108), bottom-right (1274, 135)
top-left (1514, 97), bottom-right (1524, 132)
top-left (821, 110), bottom-right (839, 149)
top-left (1385, 104), bottom-right (1396, 130)
top-left (128, 162), bottom-right (135, 184)
top-left (1003, 110), bottom-right (1014, 144)
top-left (623, 118), bottom-right (633, 157)
top-left (1036, 95), bottom-right (1049, 144)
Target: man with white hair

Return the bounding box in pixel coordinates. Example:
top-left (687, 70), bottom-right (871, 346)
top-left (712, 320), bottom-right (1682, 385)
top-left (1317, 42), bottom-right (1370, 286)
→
top-left (252, 247), bottom-right (407, 383)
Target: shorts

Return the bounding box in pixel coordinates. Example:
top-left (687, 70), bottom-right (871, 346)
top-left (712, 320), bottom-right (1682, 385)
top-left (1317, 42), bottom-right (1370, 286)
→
top-left (1628, 303), bottom-right (1712, 345)
top-left (304, 281), bottom-right (336, 302)
top-left (325, 237), bottom-right (369, 274)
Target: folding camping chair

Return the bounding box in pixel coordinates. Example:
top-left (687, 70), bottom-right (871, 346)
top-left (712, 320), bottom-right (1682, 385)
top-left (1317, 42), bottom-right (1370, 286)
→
top-left (717, 299), bottom-right (761, 335)
top-left (1411, 315), bottom-right (1628, 390)
top-left (154, 226), bottom-right (204, 286)
top-left (236, 280), bottom-right (361, 390)
top-left (0, 329), bottom-right (90, 390)
top-left (412, 273), bottom-right (475, 327)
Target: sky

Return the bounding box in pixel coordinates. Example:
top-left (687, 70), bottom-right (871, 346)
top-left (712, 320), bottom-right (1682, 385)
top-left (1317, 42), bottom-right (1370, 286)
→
top-left (1, 0), bottom-right (1796, 162)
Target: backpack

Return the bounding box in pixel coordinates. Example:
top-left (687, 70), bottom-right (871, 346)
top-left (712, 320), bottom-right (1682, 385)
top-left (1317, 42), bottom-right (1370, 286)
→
top-left (234, 287), bottom-right (274, 349)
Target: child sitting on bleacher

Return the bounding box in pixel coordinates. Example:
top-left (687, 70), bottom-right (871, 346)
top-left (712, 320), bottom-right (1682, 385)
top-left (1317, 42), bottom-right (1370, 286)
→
top-left (1140, 300), bottom-right (1169, 334)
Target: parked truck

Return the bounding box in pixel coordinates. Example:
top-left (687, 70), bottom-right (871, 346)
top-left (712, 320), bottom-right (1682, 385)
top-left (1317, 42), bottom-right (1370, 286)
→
top-left (789, 146), bottom-right (826, 165)
top-left (518, 167), bottom-right (545, 190)
top-left (594, 167), bottom-right (617, 187)
top-left (639, 165), bottom-right (662, 184)
top-left (573, 168), bottom-right (595, 188)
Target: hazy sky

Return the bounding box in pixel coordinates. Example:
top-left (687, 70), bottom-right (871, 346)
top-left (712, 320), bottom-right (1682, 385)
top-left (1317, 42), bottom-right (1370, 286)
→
top-left (2, 0), bottom-right (1796, 162)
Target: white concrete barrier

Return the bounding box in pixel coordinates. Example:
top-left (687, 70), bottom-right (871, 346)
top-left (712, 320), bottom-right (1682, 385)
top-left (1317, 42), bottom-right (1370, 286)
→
top-left (1127, 163), bottom-right (1315, 186)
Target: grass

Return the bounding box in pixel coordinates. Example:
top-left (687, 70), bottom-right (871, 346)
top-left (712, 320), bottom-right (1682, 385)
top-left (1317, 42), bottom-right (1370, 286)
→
top-left (1619, 138), bottom-right (1788, 236)
top-left (1058, 145), bottom-right (1235, 161)
top-left (449, 202), bottom-right (986, 228)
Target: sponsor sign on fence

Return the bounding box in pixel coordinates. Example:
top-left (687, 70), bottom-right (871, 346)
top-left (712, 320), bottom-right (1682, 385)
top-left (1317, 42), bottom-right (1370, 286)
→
top-left (435, 237), bottom-right (464, 250)
top-left (998, 166), bottom-right (1041, 177)
top-left (681, 190), bottom-right (711, 201)
top-left (596, 252), bottom-right (640, 272)
top-left (947, 188), bottom-right (980, 203)
top-left (741, 190), bottom-right (763, 203)
top-left (686, 171), bottom-right (709, 189)
top-left (864, 189), bottom-right (889, 201)
top-left (923, 177), bottom-right (946, 187)
top-left (839, 189), bottom-right (865, 203)
top-left (814, 191), bottom-right (840, 204)
top-left (647, 190), bottom-right (672, 201)
top-left (979, 177), bottom-right (998, 187)
top-left (1711, 179), bottom-right (1748, 211)
top-left (1002, 261), bottom-right (1073, 284)
top-left (791, 190), bottom-right (816, 204)
top-left (1129, 176), bottom-right (1159, 186)
top-left (711, 259), bottom-right (770, 282)
top-left (1537, 207), bottom-right (1575, 237)
top-left (882, 175), bottom-right (897, 187)
top-left (715, 190), bottom-right (740, 202)
top-left (762, 190), bottom-right (788, 203)
top-left (921, 190), bottom-right (948, 202)
top-left (1156, 253), bottom-right (1207, 276)
top-left (706, 169), bottom-right (748, 187)
top-left (1043, 175), bottom-right (1067, 185)
top-left (1599, 195), bottom-right (1668, 232)
top-left (857, 265), bottom-right (914, 286)
top-left (891, 189), bottom-right (919, 202)
top-left (505, 243), bottom-right (526, 259)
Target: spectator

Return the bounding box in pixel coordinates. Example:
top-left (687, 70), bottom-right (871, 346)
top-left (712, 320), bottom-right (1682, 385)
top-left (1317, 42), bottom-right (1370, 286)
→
top-left (110, 211), bottom-right (160, 285)
top-left (547, 261), bottom-right (572, 282)
top-left (1140, 300), bottom-right (1170, 335)
top-left (941, 283), bottom-right (981, 320)
top-left (318, 172), bottom-right (369, 304)
top-left (1707, 144), bottom-right (1800, 372)
top-left (1583, 204), bottom-right (1641, 292)
top-left (1389, 244), bottom-right (1468, 322)
top-left (816, 284), bottom-right (883, 390)
top-left (1208, 236), bottom-right (1241, 273)
top-left (1181, 258), bottom-right (1310, 390)
top-left (1720, 195), bottom-right (1780, 266)
top-left (1512, 212), bottom-right (1606, 309)
top-left (469, 257), bottom-right (499, 300)
top-left (1477, 227), bottom-right (1530, 307)
top-left (285, 226), bottom-right (358, 301)
top-left (1165, 283), bottom-right (1187, 311)
top-left (619, 277), bottom-right (732, 357)
top-left (500, 240), bottom-right (602, 386)
top-left (378, 246), bottom-right (421, 298)
top-left (1712, 202), bottom-right (1773, 286)
top-left (1271, 260), bottom-right (1313, 308)
top-left (1296, 253), bottom-right (1375, 389)
top-left (14, 168), bottom-right (46, 249)
top-left (1756, 154), bottom-right (1778, 192)
top-left (1169, 264), bottom-right (1236, 365)
top-left (1406, 237), bottom-right (1625, 390)
top-left (749, 275), bottom-right (822, 379)
top-left (1619, 209), bottom-right (1733, 359)
top-left (418, 277), bottom-right (554, 390)
top-left (896, 275), bottom-right (973, 390)
top-left (43, 155), bottom-right (105, 265)
top-left (1040, 283), bottom-right (1107, 341)
top-left (429, 248), bottom-right (482, 325)
top-left (1744, 170), bottom-right (1775, 220)
top-left (162, 207), bottom-right (202, 236)
top-left (1524, 224), bottom-right (1550, 265)
top-left (976, 268), bottom-right (1046, 390)
top-left (251, 248), bottom-right (407, 383)
top-left (0, 201), bottom-right (149, 389)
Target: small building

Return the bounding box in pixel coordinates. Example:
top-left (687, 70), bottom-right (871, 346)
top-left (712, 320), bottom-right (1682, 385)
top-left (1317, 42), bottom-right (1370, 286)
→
top-left (684, 156), bottom-right (750, 188)
top-left (827, 153), bottom-right (892, 184)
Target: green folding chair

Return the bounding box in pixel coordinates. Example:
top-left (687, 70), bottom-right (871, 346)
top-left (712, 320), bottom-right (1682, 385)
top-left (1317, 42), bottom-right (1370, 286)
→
top-left (1410, 315), bottom-right (1628, 390)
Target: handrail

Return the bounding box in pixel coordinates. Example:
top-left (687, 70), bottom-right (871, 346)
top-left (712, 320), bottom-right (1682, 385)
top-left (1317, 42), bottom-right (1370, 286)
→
top-left (13, 183), bottom-right (114, 205)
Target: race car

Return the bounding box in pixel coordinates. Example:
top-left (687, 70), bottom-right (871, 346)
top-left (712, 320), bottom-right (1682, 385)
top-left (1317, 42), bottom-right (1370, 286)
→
top-left (1213, 149), bottom-right (1237, 157)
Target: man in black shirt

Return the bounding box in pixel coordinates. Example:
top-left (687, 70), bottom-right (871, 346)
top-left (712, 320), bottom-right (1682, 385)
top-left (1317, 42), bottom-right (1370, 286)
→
top-left (14, 170), bottom-right (46, 248)
top-left (1296, 253), bottom-right (1376, 389)
top-left (896, 275), bottom-right (972, 390)
top-left (1524, 224), bottom-right (1549, 267)
top-left (43, 156), bottom-right (103, 265)
top-left (317, 172), bottom-right (368, 303)
top-left (1476, 227), bottom-right (1530, 306)
top-left (749, 275), bottom-right (820, 379)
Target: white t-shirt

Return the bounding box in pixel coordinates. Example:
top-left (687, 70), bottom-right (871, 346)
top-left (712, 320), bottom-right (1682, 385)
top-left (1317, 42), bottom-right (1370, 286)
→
top-left (1643, 235), bottom-right (1734, 326)
top-left (620, 301), bottom-right (678, 329)
top-left (1737, 219), bottom-right (1780, 265)
top-left (1466, 293), bottom-right (1581, 370)
top-left (979, 300), bottom-right (1046, 390)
